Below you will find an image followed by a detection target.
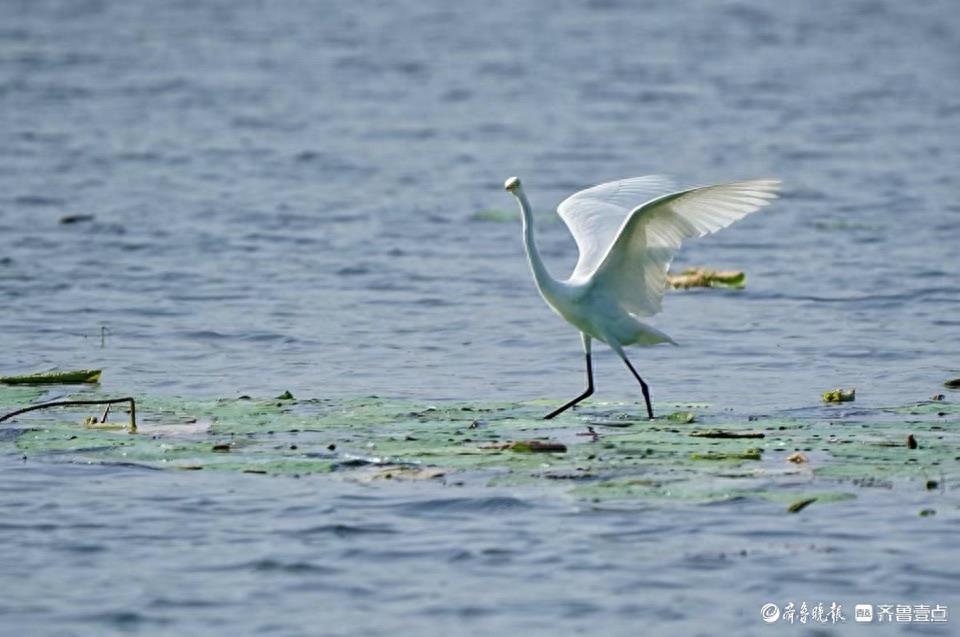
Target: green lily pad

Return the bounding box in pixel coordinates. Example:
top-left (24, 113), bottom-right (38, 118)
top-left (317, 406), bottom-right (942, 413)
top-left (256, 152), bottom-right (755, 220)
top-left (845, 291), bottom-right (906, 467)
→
top-left (3, 391), bottom-right (958, 507)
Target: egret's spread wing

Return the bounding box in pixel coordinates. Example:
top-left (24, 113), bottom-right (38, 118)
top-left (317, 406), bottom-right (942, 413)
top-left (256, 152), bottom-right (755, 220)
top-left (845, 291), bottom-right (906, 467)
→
top-left (557, 176), bottom-right (678, 280)
top-left (591, 179), bottom-right (781, 316)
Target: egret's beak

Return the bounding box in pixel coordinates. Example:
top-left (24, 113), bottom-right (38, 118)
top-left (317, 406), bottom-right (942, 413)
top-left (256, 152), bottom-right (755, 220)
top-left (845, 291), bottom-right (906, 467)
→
top-left (504, 176), bottom-right (521, 193)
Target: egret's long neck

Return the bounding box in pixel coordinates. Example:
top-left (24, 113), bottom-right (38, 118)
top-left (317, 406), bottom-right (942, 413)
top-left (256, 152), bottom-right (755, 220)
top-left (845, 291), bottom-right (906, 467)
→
top-left (514, 188), bottom-right (559, 298)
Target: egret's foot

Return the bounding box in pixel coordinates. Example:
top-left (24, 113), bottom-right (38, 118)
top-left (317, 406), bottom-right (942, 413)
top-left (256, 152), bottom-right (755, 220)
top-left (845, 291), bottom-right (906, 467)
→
top-left (642, 397), bottom-right (654, 420)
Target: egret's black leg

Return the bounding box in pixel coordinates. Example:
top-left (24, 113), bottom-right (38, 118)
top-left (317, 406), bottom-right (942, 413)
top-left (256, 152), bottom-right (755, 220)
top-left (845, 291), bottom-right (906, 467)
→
top-left (621, 356), bottom-right (654, 419)
top-left (544, 352), bottom-right (594, 420)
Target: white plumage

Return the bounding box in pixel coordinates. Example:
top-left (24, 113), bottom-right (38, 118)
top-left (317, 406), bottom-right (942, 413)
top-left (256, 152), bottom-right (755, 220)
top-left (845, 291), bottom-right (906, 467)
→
top-left (504, 174), bottom-right (780, 419)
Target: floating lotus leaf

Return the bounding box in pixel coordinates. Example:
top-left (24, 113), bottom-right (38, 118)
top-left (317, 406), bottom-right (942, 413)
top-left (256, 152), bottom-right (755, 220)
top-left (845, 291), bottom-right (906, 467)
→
top-left (0, 369), bottom-right (101, 385)
top-left (2, 390), bottom-right (957, 507)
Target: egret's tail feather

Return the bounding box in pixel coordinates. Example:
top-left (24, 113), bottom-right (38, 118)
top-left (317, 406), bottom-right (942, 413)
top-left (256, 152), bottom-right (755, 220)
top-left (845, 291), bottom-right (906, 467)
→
top-left (624, 318), bottom-right (676, 346)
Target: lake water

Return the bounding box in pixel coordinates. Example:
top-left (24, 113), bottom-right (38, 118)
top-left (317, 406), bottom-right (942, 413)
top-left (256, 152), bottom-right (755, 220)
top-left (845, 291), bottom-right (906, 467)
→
top-left (1, 0), bottom-right (958, 635)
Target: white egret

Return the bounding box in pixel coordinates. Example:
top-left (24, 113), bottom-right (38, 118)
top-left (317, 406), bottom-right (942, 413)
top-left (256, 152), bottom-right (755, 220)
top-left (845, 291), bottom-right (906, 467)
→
top-left (504, 175), bottom-right (780, 420)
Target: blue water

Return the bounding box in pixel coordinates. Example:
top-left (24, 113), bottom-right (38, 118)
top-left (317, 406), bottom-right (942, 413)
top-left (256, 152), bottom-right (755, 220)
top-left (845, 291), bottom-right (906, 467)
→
top-left (1, 0), bottom-right (959, 634)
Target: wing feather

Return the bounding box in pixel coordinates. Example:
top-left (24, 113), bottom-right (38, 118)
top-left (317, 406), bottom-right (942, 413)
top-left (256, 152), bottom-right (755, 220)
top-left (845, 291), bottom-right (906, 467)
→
top-left (556, 176), bottom-right (678, 280)
top-left (589, 179), bottom-right (781, 316)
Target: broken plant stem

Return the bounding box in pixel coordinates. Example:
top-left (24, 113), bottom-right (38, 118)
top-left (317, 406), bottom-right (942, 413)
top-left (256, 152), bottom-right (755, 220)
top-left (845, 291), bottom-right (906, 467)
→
top-left (0, 397), bottom-right (137, 432)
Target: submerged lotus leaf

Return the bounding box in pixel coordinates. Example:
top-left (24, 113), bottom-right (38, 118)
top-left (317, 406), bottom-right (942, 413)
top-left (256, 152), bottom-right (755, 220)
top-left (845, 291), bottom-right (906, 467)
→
top-left (888, 401), bottom-right (960, 416)
top-left (351, 465), bottom-right (447, 482)
top-left (470, 208), bottom-right (515, 222)
top-left (3, 391), bottom-right (958, 506)
top-left (0, 385), bottom-right (47, 408)
top-left (690, 448), bottom-right (763, 461)
top-left (209, 458), bottom-right (337, 475)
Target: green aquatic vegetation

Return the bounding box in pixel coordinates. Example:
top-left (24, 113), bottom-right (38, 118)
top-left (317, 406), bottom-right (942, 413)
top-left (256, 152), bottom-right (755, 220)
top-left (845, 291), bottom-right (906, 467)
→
top-left (470, 209), bottom-right (515, 222)
top-left (498, 440), bottom-right (568, 453)
top-left (0, 369), bottom-right (102, 385)
top-left (690, 448), bottom-right (763, 461)
top-left (209, 458), bottom-right (337, 475)
top-left (2, 391), bottom-right (958, 507)
top-left (890, 400), bottom-right (960, 416)
top-left (689, 430), bottom-right (765, 439)
top-left (352, 465), bottom-right (447, 481)
top-left (469, 209), bottom-right (559, 224)
top-left (0, 385), bottom-right (46, 405)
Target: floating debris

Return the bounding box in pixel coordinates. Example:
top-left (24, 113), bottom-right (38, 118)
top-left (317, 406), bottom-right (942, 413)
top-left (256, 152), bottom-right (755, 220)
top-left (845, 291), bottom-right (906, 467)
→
top-left (59, 213), bottom-right (96, 225)
top-left (362, 466), bottom-right (446, 481)
top-left (945, 378), bottom-right (960, 389)
top-left (666, 268), bottom-right (746, 289)
top-left (786, 452), bottom-right (809, 464)
top-left (919, 509), bottom-right (936, 517)
top-left (823, 388), bottom-right (855, 403)
top-left (83, 418), bottom-right (129, 431)
top-left (0, 395), bottom-right (137, 432)
top-left (666, 411), bottom-right (697, 424)
top-left (491, 440), bottom-right (568, 453)
top-left (0, 369), bottom-right (102, 385)
top-left (689, 430), bottom-right (764, 439)
top-left (690, 448), bottom-right (762, 461)
top-left (925, 479), bottom-right (939, 490)
top-left (275, 390), bottom-right (295, 400)
top-left (787, 497), bottom-right (818, 513)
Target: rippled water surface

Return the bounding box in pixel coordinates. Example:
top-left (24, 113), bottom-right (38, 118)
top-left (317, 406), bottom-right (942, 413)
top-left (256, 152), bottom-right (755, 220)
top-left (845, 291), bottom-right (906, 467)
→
top-left (1, 0), bottom-right (959, 635)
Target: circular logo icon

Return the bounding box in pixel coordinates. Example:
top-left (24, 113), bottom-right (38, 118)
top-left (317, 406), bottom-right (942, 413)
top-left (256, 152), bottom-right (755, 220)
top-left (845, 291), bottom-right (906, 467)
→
top-left (761, 603), bottom-right (781, 623)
